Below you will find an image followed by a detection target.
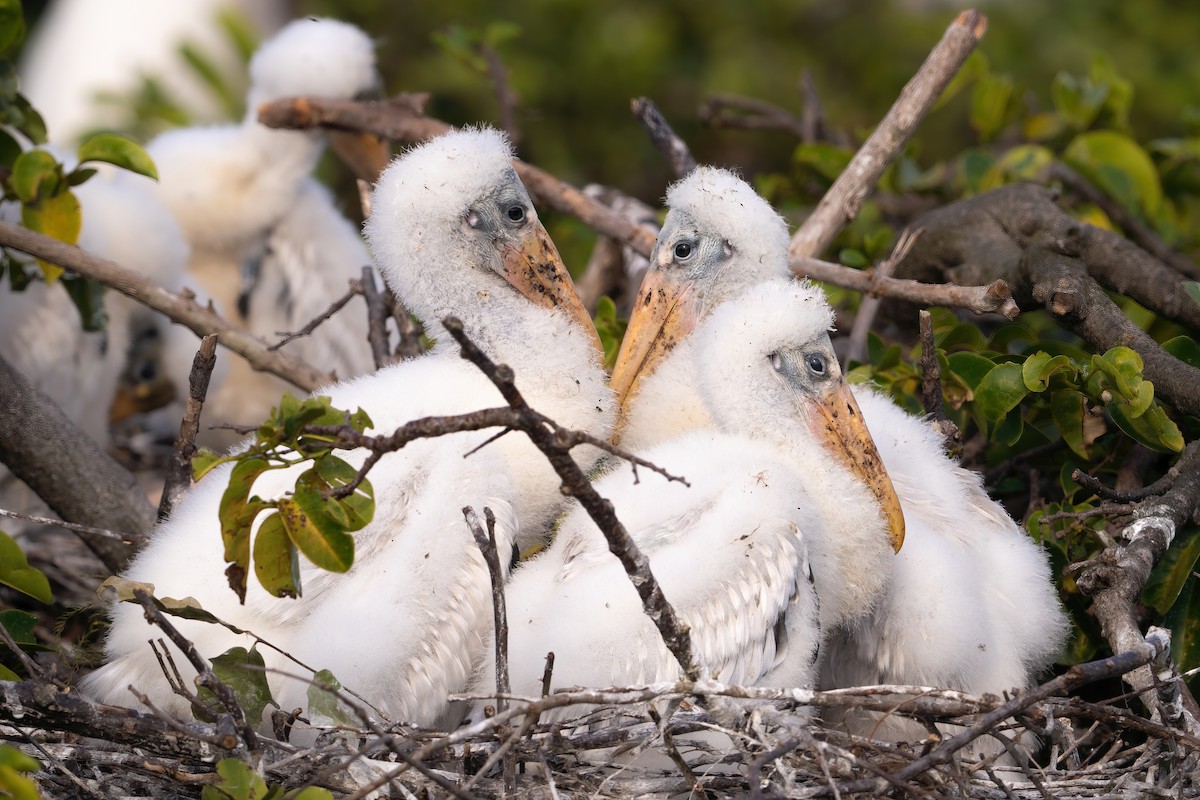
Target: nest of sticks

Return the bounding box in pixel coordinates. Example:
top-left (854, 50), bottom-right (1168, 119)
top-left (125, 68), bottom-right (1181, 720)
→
top-left (1, 623), bottom-right (1196, 799)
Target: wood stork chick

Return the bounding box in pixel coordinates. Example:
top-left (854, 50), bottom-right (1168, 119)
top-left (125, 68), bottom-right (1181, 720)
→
top-left (482, 280), bottom-right (904, 715)
top-left (608, 166), bottom-right (1069, 740)
top-left (0, 170), bottom-right (197, 528)
top-left (145, 17), bottom-right (382, 449)
top-left (84, 128), bottom-right (614, 731)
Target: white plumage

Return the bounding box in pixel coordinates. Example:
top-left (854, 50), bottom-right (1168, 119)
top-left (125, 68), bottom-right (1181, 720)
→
top-left (84, 128), bottom-right (615, 731)
top-left (0, 170), bottom-right (198, 527)
top-left (481, 278), bottom-right (903, 719)
top-left (145, 17), bottom-right (379, 449)
top-left (609, 166), bottom-right (1070, 743)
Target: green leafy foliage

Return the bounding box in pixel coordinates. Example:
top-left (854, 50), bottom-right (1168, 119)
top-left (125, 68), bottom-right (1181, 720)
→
top-left (196, 647), bottom-right (275, 726)
top-left (306, 669), bottom-right (357, 728)
top-left (0, 608), bottom-right (38, 681)
top-left (593, 295), bottom-right (627, 370)
top-left (0, 743), bottom-right (42, 800)
top-left (200, 758), bottom-right (333, 800)
top-left (0, 530), bottom-right (51, 604)
top-left (194, 394), bottom-right (375, 601)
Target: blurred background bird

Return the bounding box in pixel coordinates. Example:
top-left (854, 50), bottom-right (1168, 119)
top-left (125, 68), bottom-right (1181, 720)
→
top-left (140, 16), bottom-right (385, 450)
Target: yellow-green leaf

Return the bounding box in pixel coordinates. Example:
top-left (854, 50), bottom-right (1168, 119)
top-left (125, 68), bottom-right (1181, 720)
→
top-left (20, 189), bottom-right (81, 282)
top-left (1064, 130), bottom-right (1162, 219)
top-left (306, 669), bottom-right (356, 728)
top-left (0, 0), bottom-right (26, 54)
top-left (278, 494), bottom-right (353, 573)
top-left (201, 758), bottom-right (268, 800)
top-left (76, 133), bottom-right (158, 180)
top-left (10, 149), bottom-right (59, 203)
top-left (252, 513), bottom-right (299, 599)
top-left (1051, 389), bottom-right (1090, 459)
top-left (0, 530), bottom-right (51, 603)
top-left (1022, 351), bottom-right (1073, 393)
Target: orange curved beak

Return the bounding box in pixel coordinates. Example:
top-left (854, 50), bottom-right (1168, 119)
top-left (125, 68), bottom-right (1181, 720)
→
top-left (609, 268), bottom-right (698, 412)
top-left (808, 380), bottom-right (906, 552)
top-left (497, 222), bottom-right (603, 364)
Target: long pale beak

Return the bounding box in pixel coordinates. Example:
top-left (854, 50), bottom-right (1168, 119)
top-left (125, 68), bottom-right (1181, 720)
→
top-left (609, 269), bottom-right (698, 410)
top-left (808, 381), bottom-right (906, 552)
top-left (497, 223), bottom-right (603, 363)
top-left (328, 130), bottom-right (392, 183)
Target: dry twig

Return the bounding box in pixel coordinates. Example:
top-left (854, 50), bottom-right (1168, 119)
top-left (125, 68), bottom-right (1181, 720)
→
top-left (157, 334), bottom-right (218, 521)
top-left (631, 96), bottom-right (696, 178)
top-left (0, 221), bottom-right (333, 392)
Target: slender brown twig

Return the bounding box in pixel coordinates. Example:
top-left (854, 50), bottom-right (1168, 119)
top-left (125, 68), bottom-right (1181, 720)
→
top-left (631, 96), bottom-right (696, 178)
top-left (789, 10), bottom-right (988, 261)
top-left (269, 282), bottom-right (361, 351)
top-left (158, 334), bottom-right (218, 521)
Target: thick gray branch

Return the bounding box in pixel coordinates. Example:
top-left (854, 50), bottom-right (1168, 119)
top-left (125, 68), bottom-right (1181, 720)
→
top-left (0, 354), bottom-right (151, 572)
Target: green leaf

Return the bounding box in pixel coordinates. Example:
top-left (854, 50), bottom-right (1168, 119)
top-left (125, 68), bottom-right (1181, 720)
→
top-left (218, 457), bottom-right (273, 593)
top-left (279, 491), bottom-right (354, 574)
top-left (838, 248), bottom-right (869, 268)
top-left (970, 72), bottom-right (1014, 142)
top-left (0, 127), bottom-right (20, 168)
top-left (1108, 401), bottom-right (1184, 453)
top-left (792, 142), bottom-right (853, 183)
top-left (192, 448), bottom-right (226, 482)
top-left (0, 665), bottom-right (19, 681)
top-left (1021, 351), bottom-right (1073, 392)
top-left (252, 514), bottom-right (299, 599)
top-left (0, 609), bottom-right (38, 679)
top-left (0, 530), bottom-right (52, 603)
top-left (10, 149), bottom-right (60, 203)
top-left (0, 0), bottom-right (25, 54)
top-left (1186, 282), bottom-right (1200, 308)
top-left (20, 189), bottom-right (82, 282)
top-left (593, 295), bottom-right (626, 371)
top-left (1163, 334), bottom-right (1200, 368)
top-left (1063, 130), bottom-right (1162, 219)
top-left (1161, 577), bottom-right (1200, 698)
top-left (201, 758), bottom-right (269, 800)
top-left (981, 144), bottom-right (1054, 190)
top-left (0, 744), bottom-right (39, 775)
top-left (1051, 70), bottom-right (1108, 131)
top-left (315, 457), bottom-right (374, 532)
top-left (1144, 528), bottom-right (1200, 614)
top-left (946, 352), bottom-right (995, 390)
top-left (76, 133), bottom-right (158, 180)
top-left (973, 361), bottom-right (1029, 421)
top-left (306, 669), bottom-right (357, 728)
top-left (60, 275), bottom-right (108, 332)
top-left (204, 647), bottom-right (274, 726)
top-left (97, 577), bottom-right (226, 625)
top-left (0, 752), bottom-right (41, 800)
top-left (65, 166), bottom-right (98, 187)
top-left (1051, 389), bottom-right (1090, 459)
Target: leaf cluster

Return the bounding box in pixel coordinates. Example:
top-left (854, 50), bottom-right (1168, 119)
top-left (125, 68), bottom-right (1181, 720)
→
top-left (191, 394), bottom-right (376, 604)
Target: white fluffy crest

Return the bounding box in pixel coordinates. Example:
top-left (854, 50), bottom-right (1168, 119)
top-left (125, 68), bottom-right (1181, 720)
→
top-left (365, 127), bottom-right (516, 310)
top-left (247, 17), bottom-right (377, 108)
top-left (698, 278), bottom-right (833, 362)
top-left (665, 166), bottom-right (791, 281)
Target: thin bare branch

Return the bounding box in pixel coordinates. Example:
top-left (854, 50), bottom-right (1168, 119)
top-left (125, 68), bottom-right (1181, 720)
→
top-left (631, 96), bottom-right (696, 178)
top-left (269, 282), bottom-right (361, 351)
top-left (790, 10), bottom-right (988, 260)
top-left (158, 334), bottom-right (218, 521)
top-left (0, 220), bottom-right (333, 392)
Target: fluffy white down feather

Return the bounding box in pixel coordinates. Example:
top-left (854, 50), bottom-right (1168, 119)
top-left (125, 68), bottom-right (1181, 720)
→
top-left (619, 166), bottom-right (1070, 741)
top-left (0, 171), bottom-right (198, 530)
top-left (476, 281), bottom-right (896, 723)
top-left (84, 129), bottom-right (615, 731)
top-left (145, 17), bottom-right (377, 449)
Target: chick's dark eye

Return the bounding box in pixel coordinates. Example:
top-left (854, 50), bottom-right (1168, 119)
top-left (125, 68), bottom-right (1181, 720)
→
top-left (806, 353), bottom-right (827, 376)
top-left (674, 242), bottom-right (693, 260)
top-left (506, 204), bottom-right (526, 222)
